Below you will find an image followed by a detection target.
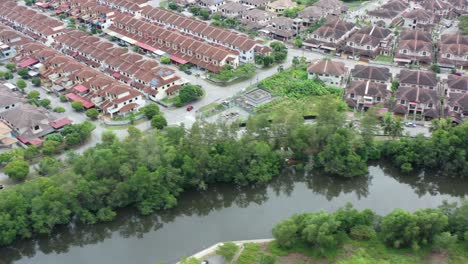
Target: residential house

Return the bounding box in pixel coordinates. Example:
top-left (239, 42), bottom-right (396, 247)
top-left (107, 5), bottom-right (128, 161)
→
top-left (446, 93), bottom-right (468, 122)
top-left (240, 9), bottom-right (276, 29)
top-left (262, 17), bottom-right (303, 41)
top-left (393, 86), bottom-right (440, 119)
top-left (444, 74), bottom-right (468, 95)
top-left (420, 0), bottom-right (452, 18)
top-left (304, 18), bottom-right (356, 52)
top-left (351, 65), bottom-right (392, 84)
top-left (367, 0), bottom-right (408, 27)
top-left (0, 26), bottom-right (32, 59)
top-left (345, 80), bottom-right (391, 110)
top-left (0, 83), bottom-right (22, 114)
top-left (0, 103), bottom-right (56, 144)
top-left (342, 26), bottom-right (394, 59)
top-left (97, 85), bottom-right (145, 117)
top-left (219, 2), bottom-right (249, 18)
top-left (0, 121), bottom-right (17, 147)
top-left (307, 59), bottom-right (348, 87)
top-left (394, 30), bottom-right (433, 65)
top-left (446, 0), bottom-right (468, 15)
top-left (402, 8), bottom-right (435, 31)
top-left (314, 0), bottom-right (348, 16)
top-left (266, 0), bottom-right (297, 14)
top-left (298, 6), bottom-right (324, 26)
top-left (198, 0), bottom-right (226, 13)
top-left (438, 34), bottom-right (468, 70)
top-left (397, 70), bottom-right (439, 90)
top-left (240, 0), bottom-right (271, 8)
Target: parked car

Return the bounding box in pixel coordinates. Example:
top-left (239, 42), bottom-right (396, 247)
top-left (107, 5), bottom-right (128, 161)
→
top-left (184, 70), bottom-right (192, 75)
top-left (453, 72), bottom-right (462, 76)
top-left (0, 184), bottom-right (4, 190)
top-left (186, 105), bottom-right (194, 111)
top-left (404, 122), bottom-right (417, 127)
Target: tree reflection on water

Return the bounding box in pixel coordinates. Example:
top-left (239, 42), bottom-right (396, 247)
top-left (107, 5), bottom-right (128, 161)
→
top-left (1, 163), bottom-right (466, 264)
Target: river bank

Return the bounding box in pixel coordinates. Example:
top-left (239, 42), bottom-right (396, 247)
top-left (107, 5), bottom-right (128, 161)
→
top-left (185, 237), bottom-right (468, 264)
top-left (1, 164), bottom-right (466, 264)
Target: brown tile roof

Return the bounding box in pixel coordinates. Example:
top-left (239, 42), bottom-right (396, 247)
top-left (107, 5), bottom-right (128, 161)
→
top-left (351, 65), bottom-right (391, 82)
top-left (398, 70), bottom-right (438, 88)
top-left (308, 59), bottom-right (347, 76)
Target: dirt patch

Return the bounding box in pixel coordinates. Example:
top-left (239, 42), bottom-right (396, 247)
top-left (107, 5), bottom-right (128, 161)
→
top-left (276, 253), bottom-right (317, 264)
top-left (423, 251), bottom-right (449, 264)
top-left (259, 242), bottom-right (326, 264)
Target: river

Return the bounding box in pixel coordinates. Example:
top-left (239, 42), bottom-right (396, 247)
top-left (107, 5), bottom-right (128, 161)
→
top-left (0, 163), bottom-right (466, 264)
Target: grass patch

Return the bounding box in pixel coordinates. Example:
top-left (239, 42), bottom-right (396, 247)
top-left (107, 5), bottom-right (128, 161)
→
top-left (161, 97), bottom-right (178, 104)
top-left (345, 236), bottom-right (428, 263)
top-left (375, 55), bottom-right (394, 63)
top-left (237, 243), bottom-right (261, 264)
top-left (268, 240), bottom-right (343, 261)
top-left (256, 96), bottom-right (321, 118)
top-left (262, 235), bottom-right (468, 264)
top-left (448, 242), bottom-right (468, 264)
top-left (258, 65), bottom-right (342, 99)
top-left (198, 102), bottom-right (220, 113)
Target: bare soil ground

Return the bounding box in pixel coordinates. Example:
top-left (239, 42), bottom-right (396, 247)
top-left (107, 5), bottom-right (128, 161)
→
top-left (423, 251), bottom-right (449, 264)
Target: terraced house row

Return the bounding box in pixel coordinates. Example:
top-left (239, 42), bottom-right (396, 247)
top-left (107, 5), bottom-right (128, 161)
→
top-left (53, 29), bottom-right (185, 101)
top-left (105, 13), bottom-right (241, 73)
top-left (92, 0), bottom-right (266, 63)
top-left (0, 0), bottom-right (64, 43)
top-left (17, 42), bottom-right (145, 117)
top-left (0, 0), bottom-right (186, 101)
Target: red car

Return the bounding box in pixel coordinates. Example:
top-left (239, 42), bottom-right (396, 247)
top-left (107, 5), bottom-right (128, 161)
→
top-left (186, 105), bottom-right (194, 111)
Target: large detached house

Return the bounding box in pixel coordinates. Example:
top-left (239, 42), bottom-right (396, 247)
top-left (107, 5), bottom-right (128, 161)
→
top-left (266, 0), bottom-right (297, 14)
top-left (307, 59), bottom-right (348, 87)
top-left (393, 70), bottom-right (441, 120)
top-left (438, 34), bottom-right (468, 70)
top-left (218, 2), bottom-right (249, 18)
top-left (304, 18), bottom-right (355, 52)
top-left (343, 26), bottom-right (393, 59)
top-left (345, 80), bottom-right (390, 110)
top-left (395, 30), bottom-right (433, 65)
top-left (420, 0), bottom-right (453, 18)
top-left (351, 65), bottom-right (392, 84)
top-left (262, 17), bottom-right (304, 41)
top-left (240, 0), bottom-right (271, 8)
top-left (402, 8), bottom-right (435, 31)
top-left (393, 86), bottom-right (440, 120)
top-left (240, 9), bottom-right (276, 29)
top-left (367, 0), bottom-right (408, 27)
top-left (445, 75), bottom-right (468, 122)
top-left (445, 75), bottom-right (468, 95)
top-left (398, 70), bottom-right (439, 90)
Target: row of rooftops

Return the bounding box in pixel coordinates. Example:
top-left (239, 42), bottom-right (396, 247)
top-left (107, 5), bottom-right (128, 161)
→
top-left (309, 61), bottom-right (467, 90)
top-left (0, 0), bottom-right (184, 96)
top-left (108, 13), bottom-right (239, 71)
top-left (52, 28), bottom-right (181, 86)
top-left (0, 0), bottom-right (64, 37)
top-left (304, 14), bottom-right (467, 65)
top-left (70, 0), bottom-right (261, 53)
top-left (18, 41), bottom-right (144, 114)
top-left (308, 60), bottom-right (468, 119)
top-left (139, 6), bottom-right (260, 52)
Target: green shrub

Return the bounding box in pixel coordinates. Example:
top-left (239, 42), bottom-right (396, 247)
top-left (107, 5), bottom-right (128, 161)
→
top-left (216, 242), bottom-right (239, 261)
top-left (350, 225), bottom-right (376, 241)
